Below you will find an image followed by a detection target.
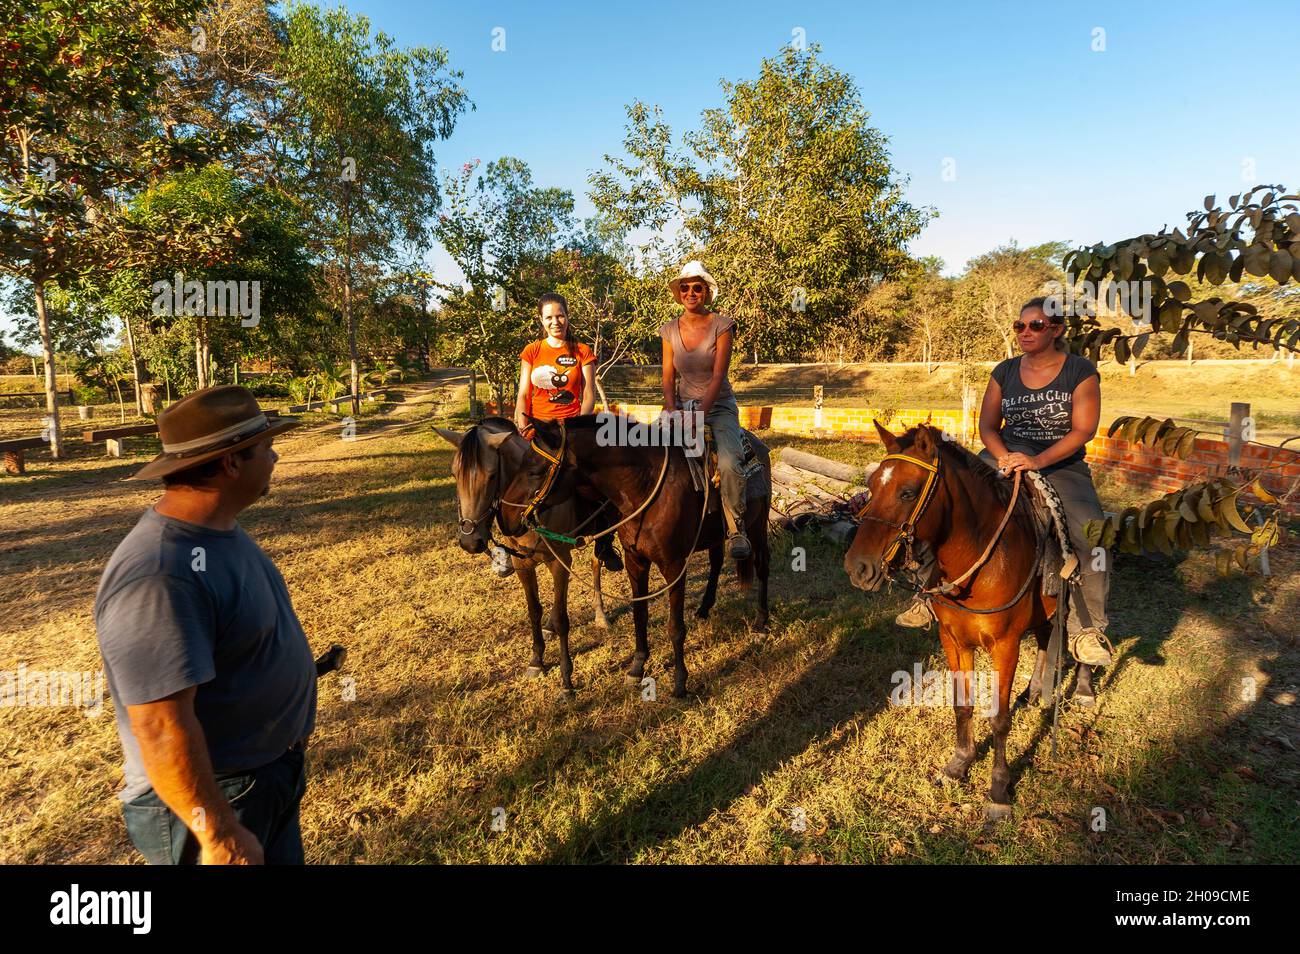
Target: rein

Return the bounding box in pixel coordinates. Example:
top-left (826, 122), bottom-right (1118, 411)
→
top-left (858, 450), bottom-right (1039, 615)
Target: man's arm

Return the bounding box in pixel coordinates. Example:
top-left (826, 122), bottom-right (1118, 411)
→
top-left (127, 687), bottom-right (264, 865)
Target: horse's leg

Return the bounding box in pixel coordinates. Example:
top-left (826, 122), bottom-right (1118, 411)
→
top-left (547, 559), bottom-right (574, 695)
top-left (1073, 662), bottom-right (1095, 706)
top-left (590, 554), bottom-right (610, 629)
top-left (752, 521), bottom-right (770, 633)
top-left (665, 558), bottom-right (689, 697)
top-left (695, 543), bottom-right (723, 620)
top-left (1018, 622), bottom-right (1052, 708)
top-left (937, 629), bottom-right (977, 783)
top-left (624, 548), bottom-right (652, 685)
top-left (987, 634), bottom-right (1020, 818)
top-left (518, 563), bottom-right (546, 678)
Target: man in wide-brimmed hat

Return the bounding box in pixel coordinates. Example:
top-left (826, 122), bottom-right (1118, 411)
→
top-left (94, 385), bottom-right (315, 864)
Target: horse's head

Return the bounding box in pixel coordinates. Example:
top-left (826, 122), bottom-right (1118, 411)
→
top-left (436, 418), bottom-right (518, 554)
top-left (844, 421), bottom-right (947, 591)
top-left (494, 416), bottom-right (579, 537)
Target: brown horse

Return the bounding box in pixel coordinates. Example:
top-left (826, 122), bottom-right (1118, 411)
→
top-left (843, 422), bottom-right (1093, 817)
top-left (500, 413), bottom-right (771, 698)
top-left (438, 419), bottom-right (612, 694)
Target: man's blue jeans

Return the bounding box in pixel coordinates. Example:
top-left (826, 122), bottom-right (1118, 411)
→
top-left (121, 746), bottom-right (307, 864)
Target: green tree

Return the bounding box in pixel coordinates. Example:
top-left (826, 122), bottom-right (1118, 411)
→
top-left (0, 0), bottom-right (217, 454)
top-left (279, 3), bottom-right (469, 413)
top-left (590, 44), bottom-right (933, 362)
top-left (433, 157), bottom-right (576, 409)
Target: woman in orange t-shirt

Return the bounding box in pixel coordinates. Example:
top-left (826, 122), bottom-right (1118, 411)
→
top-left (514, 292), bottom-right (596, 431)
top-left (513, 292), bottom-right (621, 571)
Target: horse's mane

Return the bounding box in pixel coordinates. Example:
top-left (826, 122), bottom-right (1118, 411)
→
top-left (455, 416), bottom-right (516, 479)
top-left (896, 425), bottom-right (1016, 509)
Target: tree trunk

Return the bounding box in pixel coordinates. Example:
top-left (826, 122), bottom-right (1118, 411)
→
top-left (195, 317), bottom-right (210, 389)
top-left (344, 188), bottom-right (360, 416)
top-left (33, 281), bottom-right (63, 458)
top-left (123, 313), bottom-right (143, 414)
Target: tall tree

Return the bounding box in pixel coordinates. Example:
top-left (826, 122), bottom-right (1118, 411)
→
top-left (590, 44), bottom-right (933, 362)
top-left (432, 157), bottom-right (575, 408)
top-left (279, 3), bottom-right (469, 413)
top-left (0, 0), bottom-right (215, 454)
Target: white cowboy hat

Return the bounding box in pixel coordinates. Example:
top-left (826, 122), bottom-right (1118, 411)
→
top-left (669, 260), bottom-right (719, 303)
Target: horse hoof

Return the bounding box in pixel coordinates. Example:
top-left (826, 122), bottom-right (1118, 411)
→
top-left (694, 608), bottom-right (711, 620)
top-left (624, 673), bottom-right (642, 686)
top-left (524, 665), bottom-right (545, 679)
top-left (933, 770), bottom-right (963, 787)
top-left (593, 617), bottom-right (610, 630)
top-left (984, 802), bottom-right (1013, 823)
top-left (1074, 693), bottom-right (1095, 707)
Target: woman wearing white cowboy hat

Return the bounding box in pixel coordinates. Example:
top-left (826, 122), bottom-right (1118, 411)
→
top-left (661, 260), bottom-right (753, 559)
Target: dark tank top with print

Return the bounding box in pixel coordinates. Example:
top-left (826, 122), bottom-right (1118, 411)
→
top-left (990, 352), bottom-right (1099, 470)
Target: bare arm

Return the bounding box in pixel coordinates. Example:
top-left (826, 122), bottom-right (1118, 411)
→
top-left (661, 336), bottom-right (677, 412)
top-left (127, 687), bottom-right (263, 865)
top-left (514, 360), bottom-right (532, 431)
top-left (698, 327), bottom-right (734, 418)
top-left (580, 363), bottom-right (596, 415)
top-left (978, 377), bottom-right (1010, 460)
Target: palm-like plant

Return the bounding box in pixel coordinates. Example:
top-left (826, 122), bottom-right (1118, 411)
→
top-left (314, 360), bottom-right (349, 403)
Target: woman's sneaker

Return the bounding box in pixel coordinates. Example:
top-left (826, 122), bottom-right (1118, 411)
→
top-left (895, 598), bottom-right (935, 628)
top-left (728, 533), bottom-right (752, 560)
top-left (1069, 628), bottom-right (1114, 666)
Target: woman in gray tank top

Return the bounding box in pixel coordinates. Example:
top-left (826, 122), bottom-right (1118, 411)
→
top-left (660, 261), bottom-right (752, 559)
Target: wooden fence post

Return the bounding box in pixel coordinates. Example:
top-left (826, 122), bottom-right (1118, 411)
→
top-left (1227, 402), bottom-right (1249, 468)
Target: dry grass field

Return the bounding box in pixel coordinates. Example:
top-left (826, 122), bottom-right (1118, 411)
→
top-left (1, 385), bottom-right (1297, 864)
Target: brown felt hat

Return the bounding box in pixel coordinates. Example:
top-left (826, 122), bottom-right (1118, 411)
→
top-left (131, 385), bottom-right (301, 480)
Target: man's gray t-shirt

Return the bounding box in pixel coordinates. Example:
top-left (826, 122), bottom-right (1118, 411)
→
top-left (94, 508), bottom-right (317, 801)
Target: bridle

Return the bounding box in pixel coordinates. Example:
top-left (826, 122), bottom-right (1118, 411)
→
top-left (854, 452), bottom-right (942, 574)
top-left (855, 448), bottom-right (1039, 615)
top-left (454, 425), bottom-right (569, 560)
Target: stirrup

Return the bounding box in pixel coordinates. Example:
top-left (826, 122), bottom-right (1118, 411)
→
top-left (1068, 628), bottom-right (1114, 667)
top-left (728, 532), bottom-right (752, 560)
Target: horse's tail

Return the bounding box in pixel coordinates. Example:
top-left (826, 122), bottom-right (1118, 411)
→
top-left (734, 553), bottom-right (755, 590)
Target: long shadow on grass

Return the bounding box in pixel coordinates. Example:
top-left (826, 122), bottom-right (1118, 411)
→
top-left (537, 635), bottom-right (887, 862)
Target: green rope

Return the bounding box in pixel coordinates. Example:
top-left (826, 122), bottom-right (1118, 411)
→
top-left (533, 524), bottom-right (583, 546)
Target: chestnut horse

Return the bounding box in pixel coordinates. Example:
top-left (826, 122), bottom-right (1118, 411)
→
top-left (438, 419), bottom-right (611, 693)
top-left (843, 422), bottom-right (1093, 817)
top-left (500, 414), bottom-right (771, 698)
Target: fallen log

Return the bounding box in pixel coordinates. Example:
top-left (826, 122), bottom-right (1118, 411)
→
top-left (780, 447), bottom-right (864, 484)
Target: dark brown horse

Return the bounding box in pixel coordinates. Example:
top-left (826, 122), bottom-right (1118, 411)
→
top-left (500, 413), bottom-right (771, 698)
top-left (438, 419), bottom-right (611, 694)
top-left (843, 422), bottom-right (1093, 817)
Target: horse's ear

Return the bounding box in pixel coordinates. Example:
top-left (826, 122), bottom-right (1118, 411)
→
top-left (873, 420), bottom-right (900, 453)
top-left (434, 427), bottom-right (463, 448)
top-left (483, 429), bottom-right (513, 450)
top-left (530, 417), bottom-right (561, 455)
top-left (913, 424), bottom-right (938, 459)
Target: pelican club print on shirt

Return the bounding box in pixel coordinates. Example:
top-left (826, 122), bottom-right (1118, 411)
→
top-left (990, 352), bottom-right (1099, 469)
top-left (519, 339), bottom-right (596, 421)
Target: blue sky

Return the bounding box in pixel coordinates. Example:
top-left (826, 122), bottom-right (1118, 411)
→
top-left (5, 0), bottom-right (1297, 342)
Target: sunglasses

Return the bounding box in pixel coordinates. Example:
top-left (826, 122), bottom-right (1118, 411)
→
top-left (1013, 319), bottom-right (1056, 333)
top-left (679, 282), bottom-right (707, 294)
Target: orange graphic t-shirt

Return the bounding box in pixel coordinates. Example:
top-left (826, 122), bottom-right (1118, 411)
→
top-left (519, 339), bottom-right (596, 421)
